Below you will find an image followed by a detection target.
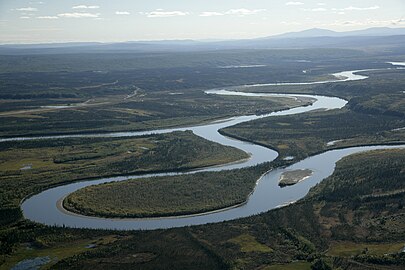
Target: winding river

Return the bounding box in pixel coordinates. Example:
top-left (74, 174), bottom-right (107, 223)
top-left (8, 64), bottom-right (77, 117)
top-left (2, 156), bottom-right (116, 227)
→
top-left (5, 64), bottom-right (404, 230)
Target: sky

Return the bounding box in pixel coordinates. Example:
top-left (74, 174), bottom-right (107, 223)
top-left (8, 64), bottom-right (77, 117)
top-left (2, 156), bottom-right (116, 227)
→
top-left (0, 0), bottom-right (404, 44)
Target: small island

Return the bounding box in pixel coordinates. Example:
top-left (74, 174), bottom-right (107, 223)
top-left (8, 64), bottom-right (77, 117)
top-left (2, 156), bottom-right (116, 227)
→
top-left (62, 168), bottom-right (265, 219)
top-left (279, 169), bottom-right (313, 187)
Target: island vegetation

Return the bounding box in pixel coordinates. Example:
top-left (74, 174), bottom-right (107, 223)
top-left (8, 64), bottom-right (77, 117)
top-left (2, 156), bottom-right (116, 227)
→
top-left (64, 166), bottom-right (272, 218)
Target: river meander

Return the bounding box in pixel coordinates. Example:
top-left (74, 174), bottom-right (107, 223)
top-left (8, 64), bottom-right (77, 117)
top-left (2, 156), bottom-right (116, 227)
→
top-left (4, 65), bottom-right (403, 230)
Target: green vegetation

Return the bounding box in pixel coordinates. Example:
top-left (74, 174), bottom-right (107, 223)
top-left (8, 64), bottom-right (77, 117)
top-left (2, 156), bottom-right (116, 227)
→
top-left (0, 49), bottom-right (364, 73)
top-left (0, 89), bottom-right (306, 138)
top-left (263, 261), bottom-right (311, 270)
top-left (327, 242), bottom-right (405, 257)
top-left (228, 234), bottom-right (274, 253)
top-left (1, 49), bottom-right (405, 269)
top-left (222, 108), bottom-right (405, 160)
top-left (49, 148), bottom-right (405, 270)
top-left (1, 49), bottom-right (359, 138)
top-left (0, 131), bottom-right (247, 210)
top-left (64, 166), bottom-right (270, 218)
top-left (0, 234), bottom-right (121, 270)
top-left (0, 49), bottom-right (394, 138)
top-left (221, 68), bottom-right (405, 160)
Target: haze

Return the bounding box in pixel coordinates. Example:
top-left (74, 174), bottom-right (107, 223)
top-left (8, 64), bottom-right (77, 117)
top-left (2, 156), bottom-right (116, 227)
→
top-left (0, 0), bottom-right (404, 44)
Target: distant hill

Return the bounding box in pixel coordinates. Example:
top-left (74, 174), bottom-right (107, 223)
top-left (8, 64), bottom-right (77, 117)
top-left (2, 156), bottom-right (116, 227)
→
top-left (268, 28), bottom-right (338, 39)
top-left (0, 27), bottom-right (404, 55)
top-left (267, 27), bottom-right (405, 39)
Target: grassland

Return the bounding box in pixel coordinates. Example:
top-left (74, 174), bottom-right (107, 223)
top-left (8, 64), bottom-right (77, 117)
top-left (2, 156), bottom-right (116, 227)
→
top-left (0, 234), bottom-right (122, 270)
top-left (263, 261), bottom-right (311, 270)
top-left (327, 242), bottom-right (405, 257)
top-left (228, 234), bottom-right (274, 253)
top-left (63, 166), bottom-right (271, 218)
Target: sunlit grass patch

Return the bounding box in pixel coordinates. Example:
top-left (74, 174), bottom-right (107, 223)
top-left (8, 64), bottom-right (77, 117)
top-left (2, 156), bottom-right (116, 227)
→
top-left (327, 242), bottom-right (405, 257)
top-left (228, 234), bottom-right (273, 253)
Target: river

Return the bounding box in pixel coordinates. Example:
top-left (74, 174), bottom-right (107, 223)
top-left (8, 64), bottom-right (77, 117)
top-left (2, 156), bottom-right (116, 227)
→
top-left (5, 64), bottom-right (403, 230)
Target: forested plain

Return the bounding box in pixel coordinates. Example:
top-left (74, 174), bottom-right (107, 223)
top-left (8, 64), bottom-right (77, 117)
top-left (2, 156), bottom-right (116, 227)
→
top-left (0, 131), bottom-right (247, 213)
top-left (222, 68), bottom-right (405, 160)
top-left (1, 47), bottom-right (405, 269)
top-left (3, 148), bottom-right (403, 269)
top-left (0, 48), bottom-right (390, 138)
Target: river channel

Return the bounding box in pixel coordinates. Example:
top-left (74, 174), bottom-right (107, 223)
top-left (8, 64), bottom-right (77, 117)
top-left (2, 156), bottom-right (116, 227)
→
top-left (6, 65), bottom-right (403, 230)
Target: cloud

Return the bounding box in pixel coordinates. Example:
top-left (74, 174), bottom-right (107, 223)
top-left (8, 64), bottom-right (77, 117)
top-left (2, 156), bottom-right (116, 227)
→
top-left (20, 16), bottom-right (31, 19)
top-left (341, 5), bottom-right (380, 11)
top-left (304, 5), bottom-right (379, 13)
top-left (16, 7), bottom-right (38, 12)
top-left (199, 12), bottom-right (224, 17)
top-left (225, 9), bottom-right (266, 16)
top-left (142, 10), bottom-right (189, 18)
top-left (115, 11), bottom-right (130, 15)
top-left (304, 7), bottom-right (327, 12)
top-left (281, 21), bottom-right (302, 25)
top-left (72, 5), bottom-right (100, 9)
top-left (58, 12), bottom-right (100, 18)
top-left (286, 2), bottom-right (304, 6)
top-left (141, 8), bottom-right (265, 18)
top-left (200, 9), bottom-right (266, 17)
top-left (325, 18), bottom-right (405, 27)
top-left (37, 16), bottom-right (58, 19)
top-left (331, 6), bottom-right (380, 12)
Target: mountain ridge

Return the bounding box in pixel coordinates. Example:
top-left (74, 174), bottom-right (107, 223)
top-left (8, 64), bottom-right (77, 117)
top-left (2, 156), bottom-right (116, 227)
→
top-left (0, 27), bottom-right (404, 54)
top-left (265, 27), bottom-right (405, 39)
